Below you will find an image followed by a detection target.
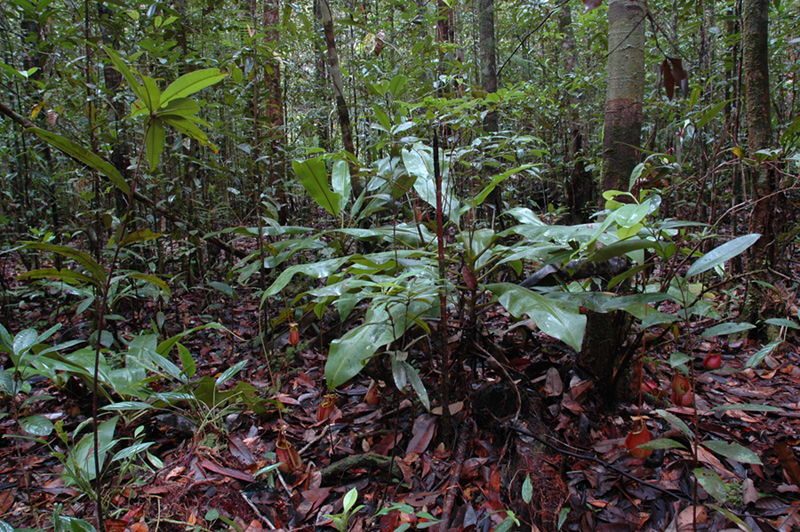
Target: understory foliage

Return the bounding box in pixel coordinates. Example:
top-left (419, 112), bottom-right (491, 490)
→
top-left (0, 0), bottom-right (798, 530)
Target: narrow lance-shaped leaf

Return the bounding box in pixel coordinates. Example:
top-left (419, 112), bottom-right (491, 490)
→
top-left (686, 234), bottom-right (760, 277)
top-left (160, 68), bottom-right (227, 105)
top-left (28, 128), bottom-right (130, 195)
top-left (145, 119), bottom-right (165, 171)
top-left (102, 46), bottom-right (148, 104)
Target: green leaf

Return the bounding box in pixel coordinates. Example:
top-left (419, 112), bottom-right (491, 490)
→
top-left (701, 439), bottom-right (762, 464)
top-left (12, 329), bottom-right (38, 358)
top-left (128, 272), bottom-right (170, 295)
top-left (111, 441), bottom-right (155, 462)
top-left (474, 165), bottom-right (535, 206)
top-left (342, 487), bottom-right (358, 512)
top-left (119, 229), bottom-right (162, 247)
top-left (141, 75), bottom-right (161, 111)
top-left (22, 242), bottom-right (107, 285)
top-left (28, 128), bottom-right (130, 195)
top-left (764, 318), bottom-right (800, 329)
top-left (145, 119), bottom-right (165, 171)
top-left (331, 159), bottom-right (351, 213)
top-left (293, 158), bottom-right (340, 216)
top-left (669, 351), bottom-right (691, 368)
top-left (161, 116), bottom-right (210, 146)
top-left (695, 99), bottom-right (730, 130)
top-left (102, 46), bottom-right (147, 105)
top-left (487, 283), bottom-right (585, 351)
top-left (20, 414), bottom-right (54, 436)
top-left (161, 68), bottom-right (227, 105)
top-left (262, 256), bottom-right (350, 298)
top-left (745, 339), bottom-right (781, 368)
top-left (654, 409), bottom-right (694, 438)
top-left (589, 238), bottom-right (656, 262)
top-left (17, 267), bottom-right (97, 287)
top-left (177, 343), bottom-right (196, 378)
top-left (521, 474), bottom-right (533, 503)
top-left (101, 401), bottom-right (153, 411)
top-left (326, 322), bottom-right (388, 389)
top-left (636, 437), bottom-right (686, 450)
top-left (403, 361), bottom-right (430, 411)
top-left (155, 97), bottom-right (201, 118)
top-left (686, 234), bottom-right (760, 277)
top-left (693, 467), bottom-right (728, 503)
top-left (701, 322), bottom-right (755, 338)
top-left (215, 359), bottom-right (247, 387)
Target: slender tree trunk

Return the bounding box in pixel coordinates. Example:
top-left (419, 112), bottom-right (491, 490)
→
top-left (315, 0), bottom-right (362, 195)
top-left (601, 0), bottom-right (645, 191)
top-left (742, 0), bottom-right (779, 327)
top-left (263, 0), bottom-right (287, 222)
top-left (478, 0), bottom-right (497, 133)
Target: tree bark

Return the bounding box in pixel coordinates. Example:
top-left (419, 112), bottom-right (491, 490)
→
top-left (263, 0), bottom-right (287, 221)
top-left (742, 0), bottom-right (779, 327)
top-left (478, 0), bottom-right (497, 133)
top-left (601, 0), bottom-right (645, 192)
top-left (316, 0), bottom-right (362, 195)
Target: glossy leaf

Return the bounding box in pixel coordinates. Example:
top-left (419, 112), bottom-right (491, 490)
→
top-left (701, 321), bottom-right (755, 338)
top-left (22, 242), bottom-right (106, 285)
top-left (331, 159), bottom-right (351, 213)
top-left (161, 68), bottom-right (227, 105)
top-left (28, 128), bottom-right (130, 194)
top-left (102, 46), bottom-right (147, 105)
top-left (686, 234), bottom-right (760, 277)
top-left (654, 409), bottom-right (694, 438)
top-left (145, 119), bottom-right (165, 171)
top-left (712, 403), bottom-right (783, 413)
top-left (636, 437), bottom-right (687, 450)
top-left (745, 340), bottom-right (781, 368)
top-left (693, 468), bottom-right (728, 503)
top-left (487, 283), bottom-right (585, 351)
top-left (20, 414), bottom-right (54, 436)
top-left (702, 439), bottom-right (762, 464)
top-left (293, 158), bottom-right (340, 216)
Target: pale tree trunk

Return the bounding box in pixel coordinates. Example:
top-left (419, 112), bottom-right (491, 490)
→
top-left (582, 0), bottom-right (645, 403)
top-left (478, 0), bottom-right (502, 219)
top-left (316, 0), bottom-right (362, 195)
top-left (601, 0), bottom-right (645, 192)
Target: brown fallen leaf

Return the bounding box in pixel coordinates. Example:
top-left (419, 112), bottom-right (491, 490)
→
top-left (405, 414), bottom-right (436, 456)
top-left (774, 440), bottom-right (800, 489)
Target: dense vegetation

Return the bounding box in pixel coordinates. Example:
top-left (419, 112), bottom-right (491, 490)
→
top-left (0, 0), bottom-right (798, 530)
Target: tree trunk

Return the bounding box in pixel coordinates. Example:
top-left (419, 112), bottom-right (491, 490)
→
top-left (601, 0), bottom-right (645, 191)
top-left (742, 0), bottom-right (779, 328)
top-left (315, 0), bottom-right (362, 195)
top-left (263, 0), bottom-right (287, 222)
top-left (478, 0), bottom-right (502, 219)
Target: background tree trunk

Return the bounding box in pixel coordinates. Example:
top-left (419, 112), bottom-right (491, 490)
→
top-left (601, 0), bottom-right (645, 191)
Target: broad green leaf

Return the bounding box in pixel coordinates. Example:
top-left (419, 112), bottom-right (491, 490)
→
top-left (701, 322), bottom-right (755, 338)
top-left (326, 322), bottom-right (388, 388)
top-left (331, 159), bottom-right (351, 213)
top-left (102, 401), bottom-right (153, 411)
top-left (65, 416), bottom-right (118, 483)
top-left (709, 504), bottom-right (754, 531)
top-left (28, 128), bottom-right (130, 194)
top-left (474, 165), bottom-right (535, 206)
top-left (161, 68), bottom-right (227, 105)
top-left (745, 340), bottom-right (781, 368)
top-left (111, 441), bottom-right (155, 462)
top-left (20, 414), bottom-right (54, 436)
top-left (522, 475), bottom-right (533, 503)
top-left (403, 360), bottom-right (430, 411)
top-left (177, 343), bottom-right (196, 378)
top-left (263, 256), bottom-right (350, 298)
top-left (712, 403), bottom-right (783, 413)
top-left (695, 100), bottom-right (730, 130)
top-left (141, 75), bottom-right (161, 111)
top-left (402, 143), bottom-right (460, 223)
top-left (342, 487), bottom-right (358, 512)
top-left (215, 359), bottom-right (247, 387)
top-left (654, 409), bottom-right (694, 438)
top-left (22, 242), bottom-right (106, 285)
top-left (156, 97), bottom-right (201, 118)
top-left (17, 267), bottom-right (97, 287)
top-left (487, 283), bottom-right (585, 351)
top-left (162, 116), bottom-right (210, 146)
top-left (589, 238), bottom-right (657, 262)
top-left (293, 158), bottom-right (340, 216)
top-left (145, 119), bottom-right (165, 171)
top-left (102, 46), bottom-right (147, 104)
top-left (12, 329), bottom-right (38, 357)
top-left (128, 272), bottom-right (171, 295)
top-left (702, 439), bottom-right (762, 464)
top-left (764, 318), bottom-right (799, 329)
top-left (686, 234), bottom-right (760, 277)
top-left (693, 468), bottom-right (728, 503)
top-left (669, 351), bottom-right (691, 368)
top-left (636, 437), bottom-right (686, 450)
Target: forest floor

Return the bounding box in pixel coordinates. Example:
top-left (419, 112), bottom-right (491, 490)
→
top-left (1, 248), bottom-right (800, 532)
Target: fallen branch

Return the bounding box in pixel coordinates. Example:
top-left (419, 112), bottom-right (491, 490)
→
top-left (319, 452), bottom-right (397, 485)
